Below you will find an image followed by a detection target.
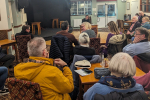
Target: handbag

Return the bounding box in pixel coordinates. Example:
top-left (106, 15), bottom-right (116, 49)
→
top-left (75, 60), bottom-right (91, 68)
top-left (94, 68), bottom-right (111, 79)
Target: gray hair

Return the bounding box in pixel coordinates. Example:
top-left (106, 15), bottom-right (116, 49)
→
top-left (27, 37), bottom-right (46, 57)
top-left (133, 16), bottom-right (138, 21)
top-left (79, 32), bottom-right (90, 45)
top-left (135, 27), bottom-right (149, 39)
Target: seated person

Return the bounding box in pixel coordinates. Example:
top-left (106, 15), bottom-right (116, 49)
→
top-left (0, 45), bottom-right (15, 68)
top-left (83, 52), bottom-right (144, 100)
top-left (56, 21), bottom-right (79, 46)
top-left (0, 66), bottom-right (8, 93)
top-left (74, 32), bottom-right (95, 55)
top-left (15, 25), bottom-right (34, 39)
top-left (82, 15), bottom-right (90, 23)
top-left (101, 21), bottom-right (122, 57)
top-left (81, 22), bottom-right (96, 38)
top-left (131, 17), bottom-right (150, 41)
top-left (126, 16), bottom-right (141, 37)
top-left (138, 11), bottom-right (147, 24)
top-left (14, 37), bottom-right (74, 100)
top-left (123, 27), bottom-right (150, 57)
top-left (135, 13), bottom-right (139, 17)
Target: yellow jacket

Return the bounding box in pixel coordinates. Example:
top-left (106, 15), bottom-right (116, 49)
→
top-left (14, 57), bottom-right (74, 100)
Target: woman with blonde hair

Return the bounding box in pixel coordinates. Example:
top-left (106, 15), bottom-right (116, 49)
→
top-left (141, 16), bottom-right (150, 29)
top-left (81, 22), bottom-right (96, 38)
top-left (101, 21), bottom-right (122, 57)
top-left (83, 52), bottom-right (144, 100)
top-left (74, 32), bottom-right (95, 55)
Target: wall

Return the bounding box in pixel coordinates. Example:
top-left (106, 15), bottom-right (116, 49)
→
top-left (117, 0), bottom-right (126, 20)
top-left (0, 0), bottom-right (9, 30)
top-left (70, 0), bottom-right (126, 28)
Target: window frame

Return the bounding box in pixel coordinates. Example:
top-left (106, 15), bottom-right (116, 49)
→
top-left (140, 0), bottom-right (150, 12)
top-left (71, 1), bottom-right (92, 16)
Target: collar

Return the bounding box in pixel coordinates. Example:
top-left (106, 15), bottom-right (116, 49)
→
top-left (140, 39), bottom-right (148, 42)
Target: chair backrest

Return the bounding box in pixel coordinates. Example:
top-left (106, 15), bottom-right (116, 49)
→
top-left (133, 55), bottom-right (150, 73)
top-left (5, 78), bottom-right (43, 100)
top-left (0, 30), bottom-right (8, 40)
top-left (89, 38), bottom-right (101, 55)
top-left (16, 35), bottom-right (31, 60)
top-left (91, 27), bottom-right (98, 36)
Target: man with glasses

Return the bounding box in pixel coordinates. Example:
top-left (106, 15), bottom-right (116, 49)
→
top-left (14, 37), bottom-right (74, 100)
top-left (15, 25), bottom-right (34, 39)
top-left (123, 27), bottom-right (150, 57)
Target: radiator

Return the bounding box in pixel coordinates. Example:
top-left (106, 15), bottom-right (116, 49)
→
top-left (74, 19), bottom-right (82, 27)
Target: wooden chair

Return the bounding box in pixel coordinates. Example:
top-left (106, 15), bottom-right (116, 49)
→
top-left (52, 18), bottom-right (59, 28)
top-left (5, 78), bottom-right (43, 100)
top-left (89, 38), bottom-right (101, 55)
top-left (0, 30), bottom-right (9, 54)
top-left (32, 22), bottom-right (41, 35)
top-left (120, 20), bottom-right (130, 33)
top-left (16, 35), bottom-right (31, 62)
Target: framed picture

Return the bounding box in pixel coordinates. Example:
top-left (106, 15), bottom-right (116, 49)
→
top-left (127, 2), bottom-right (130, 10)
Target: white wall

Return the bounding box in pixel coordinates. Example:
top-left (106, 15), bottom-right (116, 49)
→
top-left (0, 0), bottom-right (9, 30)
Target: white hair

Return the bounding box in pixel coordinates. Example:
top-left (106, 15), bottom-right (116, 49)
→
top-left (79, 32), bottom-right (90, 47)
top-left (133, 16), bottom-right (138, 21)
top-left (109, 52), bottom-right (136, 77)
top-left (27, 37), bottom-right (46, 57)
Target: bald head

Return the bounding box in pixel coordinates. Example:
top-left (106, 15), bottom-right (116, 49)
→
top-left (132, 16), bottom-right (138, 22)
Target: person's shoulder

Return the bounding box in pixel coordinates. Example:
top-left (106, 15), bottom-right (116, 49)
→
top-left (134, 83), bottom-right (144, 90)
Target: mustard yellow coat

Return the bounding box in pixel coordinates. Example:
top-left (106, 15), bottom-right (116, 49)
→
top-left (14, 57), bottom-right (74, 100)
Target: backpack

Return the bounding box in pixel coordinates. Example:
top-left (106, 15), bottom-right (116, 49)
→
top-left (94, 90), bottom-right (148, 100)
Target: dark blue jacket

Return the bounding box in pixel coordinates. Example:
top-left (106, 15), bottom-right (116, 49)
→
top-left (49, 34), bottom-right (71, 64)
top-left (0, 47), bottom-right (6, 59)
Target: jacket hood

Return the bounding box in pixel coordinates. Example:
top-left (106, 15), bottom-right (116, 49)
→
top-left (14, 56), bottom-right (54, 80)
top-left (108, 34), bottom-right (126, 44)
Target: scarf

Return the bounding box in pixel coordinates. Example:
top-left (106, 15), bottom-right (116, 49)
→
top-left (98, 75), bottom-right (136, 89)
top-left (129, 22), bottom-right (135, 31)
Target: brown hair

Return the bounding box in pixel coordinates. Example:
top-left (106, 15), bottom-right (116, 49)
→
top-left (107, 21), bottom-right (120, 35)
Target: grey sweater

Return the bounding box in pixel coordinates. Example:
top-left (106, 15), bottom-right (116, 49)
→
top-left (83, 30), bottom-right (96, 38)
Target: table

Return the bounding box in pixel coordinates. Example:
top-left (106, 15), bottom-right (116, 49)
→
top-left (0, 39), bottom-right (19, 63)
top-left (100, 38), bottom-right (106, 45)
top-left (32, 22), bottom-right (41, 35)
top-left (77, 63), bottom-right (145, 100)
top-left (124, 20), bottom-right (133, 26)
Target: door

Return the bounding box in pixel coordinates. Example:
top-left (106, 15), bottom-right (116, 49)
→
top-left (97, 3), bottom-right (117, 28)
top-left (131, 1), bottom-right (139, 18)
top-left (97, 4), bottom-right (106, 28)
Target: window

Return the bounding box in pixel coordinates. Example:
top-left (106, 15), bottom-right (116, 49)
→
top-left (71, 1), bottom-right (92, 15)
top-left (140, 0), bottom-right (150, 12)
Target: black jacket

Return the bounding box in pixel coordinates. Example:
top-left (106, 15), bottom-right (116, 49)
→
top-left (49, 34), bottom-right (71, 64)
top-left (82, 18), bottom-right (90, 23)
top-left (129, 21), bottom-right (141, 32)
top-left (137, 52), bottom-right (150, 63)
top-left (15, 31), bottom-right (34, 39)
top-left (74, 46), bottom-right (95, 55)
top-left (139, 14), bottom-right (147, 24)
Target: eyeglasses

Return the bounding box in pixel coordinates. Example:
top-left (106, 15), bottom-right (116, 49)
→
top-left (135, 34), bottom-right (143, 36)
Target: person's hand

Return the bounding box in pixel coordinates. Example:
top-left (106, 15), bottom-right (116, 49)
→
top-left (130, 31), bottom-right (135, 36)
top-left (126, 31), bottom-right (131, 35)
top-left (100, 45), bottom-right (107, 48)
top-left (46, 52), bottom-right (49, 58)
top-left (54, 58), bottom-right (67, 67)
top-left (133, 37), bottom-right (141, 43)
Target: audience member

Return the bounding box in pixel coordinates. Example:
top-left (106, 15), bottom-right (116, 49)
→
top-left (14, 37), bottom-right (74, 100)
top-left (126, 16), bottom-right (141, 37)
top-left (15, 25), bottom-right (34, 39)
top-left (74, 32), bottom-right (95, 55)
top-left (0, 45), bottom-right (15, 68)
top-left (83, 53), bottom-right (144, 100)
top-left (139, 11), bottom-right (147, 24)
top-left (101, 21), bottom-right (122, 57)
top-left (141, 17), bottom-right (150, 29)
top-left (82, 15), bottom-right (90, 23)
top-left (81, 22), bottom-right (96, 38)
top-left (0, 67), bottom-right (8, 93)
top-left (123, 27), bottom-right (150, 57)
top-left (135, 13), bottom-right (139, 17)
top-left (56, 21), bottom-right (79, 46)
